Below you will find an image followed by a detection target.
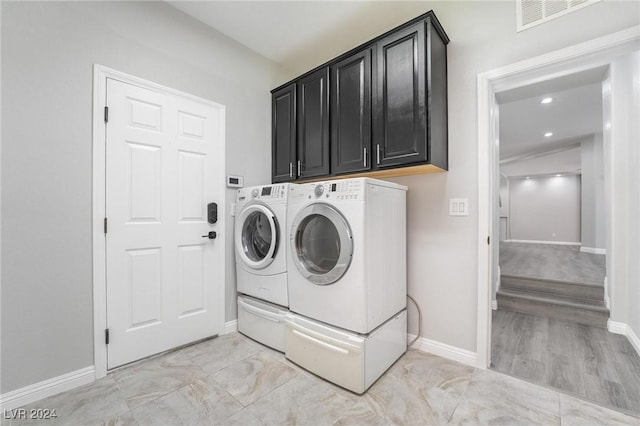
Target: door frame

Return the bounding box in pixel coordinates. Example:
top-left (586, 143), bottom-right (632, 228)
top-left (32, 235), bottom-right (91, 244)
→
top-left (476, 26), bottom-right (640, 368)
top-left (92, 65), bottom-right (226, 379)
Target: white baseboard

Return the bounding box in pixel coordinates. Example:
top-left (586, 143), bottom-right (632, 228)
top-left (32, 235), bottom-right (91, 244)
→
top-left (491, 300), bottom-right (498, 310)
top-left (223, 319), bottom-right (238, 335)
top-left (580, 247), bottom-right (606, 255)
top-left (607, 320), bottom-right (640, 357)
top-left (0, 366), bottom-right (95, 411)
top-left (408, 334), bottom-right (477, 367)
top-left (608, 320), bottom-right (626, 334)
top-left (0, 320), bottom-right (238, 412)
top-left (506, 239), bottom-right (581, 246)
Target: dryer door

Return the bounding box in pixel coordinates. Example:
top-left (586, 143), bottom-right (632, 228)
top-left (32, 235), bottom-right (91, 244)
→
top-left (290, 203), bottom-right (353, 285)
top-left (236, 204), bottom-right (279, 269)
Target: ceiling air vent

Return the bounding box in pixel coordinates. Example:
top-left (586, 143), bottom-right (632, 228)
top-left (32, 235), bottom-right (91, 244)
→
top-left (516, 0), bottom-right (601, 32)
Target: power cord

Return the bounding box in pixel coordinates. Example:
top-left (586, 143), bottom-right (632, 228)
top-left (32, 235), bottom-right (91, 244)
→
top-left (407, 294), bottom-right (421, 348)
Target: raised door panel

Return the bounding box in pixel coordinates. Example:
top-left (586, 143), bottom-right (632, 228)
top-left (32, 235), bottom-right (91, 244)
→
top-left (177, 151), bottom-right (205, 222)
top-left (125, 247), bottom-right (162, 329)
top-left (272, 84), bottom-right (297, 182)
top-left (330, 48), bottom-right (372, 175)
top-left (297, 68), bottom-right (330, 179)
top-left (373, 22), bottom-right (427, 168)
top-left (177, 244), bottom-right (206, 317)
top-left (126, 142), bottom-right (161, 222)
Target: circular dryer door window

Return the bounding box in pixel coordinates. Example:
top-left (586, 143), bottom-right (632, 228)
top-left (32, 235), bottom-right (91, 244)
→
top-left (236, 204), bottom-right (279, 269)
top-left (291, 203), bottom-right (353, 285)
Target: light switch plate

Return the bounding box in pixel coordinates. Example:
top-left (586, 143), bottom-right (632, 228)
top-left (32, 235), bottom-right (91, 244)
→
top-left (449, 198), bottom-right (469, 216)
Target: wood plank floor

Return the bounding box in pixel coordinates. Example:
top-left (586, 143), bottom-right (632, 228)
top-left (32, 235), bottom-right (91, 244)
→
top-left (500, 242), bottom-right (606, 284)
top-left (491, 309), bottom-right (640, 417)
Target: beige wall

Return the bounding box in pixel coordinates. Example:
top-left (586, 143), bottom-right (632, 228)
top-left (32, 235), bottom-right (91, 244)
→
top-left (630, 50), bottom-right (640, 343)
top-left (509, 175), bottom-right (582, 243)
top-left (581, 133), bottom-right (606, 251)
top-left (1, 1), bottom-right (285, 393)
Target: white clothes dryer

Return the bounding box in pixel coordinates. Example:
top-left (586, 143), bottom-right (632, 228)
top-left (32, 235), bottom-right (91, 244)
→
top-left (235, 183), bottom-right (292, 307)
top-left (286, 178), bottom-right (407, 334)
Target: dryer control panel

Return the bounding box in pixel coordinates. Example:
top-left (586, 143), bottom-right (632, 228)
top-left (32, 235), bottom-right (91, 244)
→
top-left (308, 180), bottom-right (363, 200)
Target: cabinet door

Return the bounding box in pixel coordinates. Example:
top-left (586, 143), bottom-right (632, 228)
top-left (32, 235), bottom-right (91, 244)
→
top-left (272, 84), bottom-right (297, 182)
top-left (297, 68), bottom-right (330, 179)
top-left (373, 22), bottom-right (427, 168)
top-left (330, 48), bottom-right (372, 175)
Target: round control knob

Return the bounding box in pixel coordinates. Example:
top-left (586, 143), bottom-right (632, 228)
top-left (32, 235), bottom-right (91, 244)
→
top-left (314, 184), bottom-right (324, 197)
top-left (251, 189), bottom-right (259, 198)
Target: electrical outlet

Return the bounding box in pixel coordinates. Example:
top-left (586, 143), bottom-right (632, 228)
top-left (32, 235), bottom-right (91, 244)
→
top-left (449, 198), bottom-right (469, 216)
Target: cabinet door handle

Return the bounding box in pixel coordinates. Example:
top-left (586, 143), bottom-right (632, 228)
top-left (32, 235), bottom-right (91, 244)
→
top-left (289, 162), bottom-right (293, 178)
top-left (376, 144), bottom-right (381, 165)
top-left (297, 160), bottom-right (301, 177)
top-left (363, 148), bottom-right (368, 168)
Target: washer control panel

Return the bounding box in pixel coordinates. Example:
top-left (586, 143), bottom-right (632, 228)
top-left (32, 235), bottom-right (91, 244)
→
top-left (238, 184), bottom-right (287, 202)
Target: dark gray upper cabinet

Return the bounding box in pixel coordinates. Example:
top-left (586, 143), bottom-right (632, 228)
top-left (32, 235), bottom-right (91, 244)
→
top-left (373, 17), bottom-right (448, 170)
top-left (425, 17), bottom-right (449, 170)
top-left (271, 84), bottom-right (297, 183)
top-left (330, 48), bottom-right (372, 175)
top-left (297, 68), bottom-right (330, 179)
top-left (271, 11), bottom-right (448, 183)
top-left (373, 22), bottom-right (426, 168)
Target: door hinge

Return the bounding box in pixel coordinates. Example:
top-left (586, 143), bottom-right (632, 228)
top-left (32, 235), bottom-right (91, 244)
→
top-left (104, 218), bottom-right (108, 234)
top-left (105, 328), bottom-right (110, 345)
top-left (104, 106), bottom-right (109, 123)
top-left (487, 236), bottom-right (490, 245)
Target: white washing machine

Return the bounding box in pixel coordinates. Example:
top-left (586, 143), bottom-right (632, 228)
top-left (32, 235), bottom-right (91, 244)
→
top-left (286, 177), bottom-right (407, 334)
top-left (234, 183), bottom-right (291, 307)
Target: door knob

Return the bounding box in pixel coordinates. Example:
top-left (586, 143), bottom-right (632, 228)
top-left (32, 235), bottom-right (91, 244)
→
top-left (202, 231), bottom-right (217, 239)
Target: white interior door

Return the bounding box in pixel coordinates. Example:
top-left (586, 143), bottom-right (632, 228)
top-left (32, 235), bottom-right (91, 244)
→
top-left (105, 78), bottom-right (223, 369)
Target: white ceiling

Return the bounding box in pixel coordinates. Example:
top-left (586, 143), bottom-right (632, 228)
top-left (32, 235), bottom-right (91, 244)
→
top-left (499, 82), bottom-right (603, 160)
top-left (498, 74), bottom-right (604, 177)
top-left (168, 1), bottom-right (432, 75)
top-left (500, 147), bottom-right (582, 178)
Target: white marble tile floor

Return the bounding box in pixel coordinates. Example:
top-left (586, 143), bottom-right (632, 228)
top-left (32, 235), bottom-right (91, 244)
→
top-left (6, 333), bottom-right (639, 425)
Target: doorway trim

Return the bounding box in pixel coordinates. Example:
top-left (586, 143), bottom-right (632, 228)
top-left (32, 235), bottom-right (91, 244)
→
top-left (92, 65), bottom-right (227, 379)
top-left (476, 26), bottom-right (640, 369)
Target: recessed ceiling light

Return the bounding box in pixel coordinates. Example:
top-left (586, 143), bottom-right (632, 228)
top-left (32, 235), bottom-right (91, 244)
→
top-left (555, 174), bottom-right (563, 177)
top-left (525, 176), bottom-right (531, 179)
top-left (544, 132), bottom-right (553, 137)
top-left (540, 97), bottom-right (554, 104)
